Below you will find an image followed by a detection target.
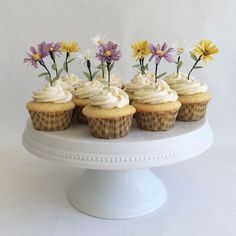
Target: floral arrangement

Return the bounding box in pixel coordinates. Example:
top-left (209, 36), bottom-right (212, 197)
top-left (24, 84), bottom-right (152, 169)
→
top-left (24, 41), bottom-right (79, 85)
top-left (95, 37), bottom-right (121, 86)
top-left (131, 40), bottom-right (150, 75)
top-left (149, 43), bottom-right (175, 83)
top-left (187, 40), bottom-right (219, 79)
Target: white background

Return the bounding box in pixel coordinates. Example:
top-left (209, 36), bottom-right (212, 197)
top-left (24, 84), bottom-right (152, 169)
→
top-left (0, 0), bottom-right (236, 235)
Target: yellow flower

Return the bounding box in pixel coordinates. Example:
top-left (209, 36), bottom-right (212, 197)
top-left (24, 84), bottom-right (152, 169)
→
top-left (61, 41), bottom-right (80, 53)
top-left (193, 40), bottom-right (219, 63)
top-left (131, 40), bottom-right (150, 59)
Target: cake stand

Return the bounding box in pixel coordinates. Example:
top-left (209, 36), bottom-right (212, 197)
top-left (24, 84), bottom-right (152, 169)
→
top-left (22, 118), bottom-right (213, 219)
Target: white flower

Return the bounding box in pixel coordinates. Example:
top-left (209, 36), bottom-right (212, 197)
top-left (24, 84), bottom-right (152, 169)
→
top-left (90, 34), bottom-right (107, 46)
top-left (172, 40), bottom-right (193, 56)
top-left (76, 49), bottom-right (94, 64)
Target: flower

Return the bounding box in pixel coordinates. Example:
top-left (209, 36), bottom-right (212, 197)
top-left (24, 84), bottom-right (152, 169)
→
top-left (96, 41), bottom-right (121, 63)
top-left (193, 39), bottom-right (219, 63)
top-left (149, 43), bottom-right (175, 64)
top-left (23, 42), bottom-right (49, 68)
top-left (61, 41), bottom-right (80, 53)
top-left (76, 49), bottom-right (98, 65)
top-left (47, 42), bottom-right (61, 56)
top-left (131, 40), bottom-right (150, 59)
top-left (172, 40), bottom-right (192, 56)
top-left (91, 34), bottom-right (107, 46)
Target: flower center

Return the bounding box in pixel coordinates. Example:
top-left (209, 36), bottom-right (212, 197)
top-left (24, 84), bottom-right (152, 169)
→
top-left (178, 48), bottom-right (184, 54)
top-left (105, 50), bottom-right (111, 57)
top-left (156, 50), bottom-right (164, 56)
top-left (203, 50), bottom-right (209, 56)
top-left (33, 53), bottom-right (41, 61)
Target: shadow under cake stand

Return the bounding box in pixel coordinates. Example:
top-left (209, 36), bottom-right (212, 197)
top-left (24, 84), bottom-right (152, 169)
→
top-left (22, 118), bottom-right (213, 219)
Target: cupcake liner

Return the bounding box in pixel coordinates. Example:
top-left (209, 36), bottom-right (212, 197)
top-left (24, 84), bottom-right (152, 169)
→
top-left (177, 101), bottom-right (209, 121)
top-left (135, 110), bottom-right (179, 131)
top-left (74, 105), bottom-right (88, 124)
top-left (87, 115), bottom-right (134, 139)
top-left (28, 109), bottom-right (74, 131)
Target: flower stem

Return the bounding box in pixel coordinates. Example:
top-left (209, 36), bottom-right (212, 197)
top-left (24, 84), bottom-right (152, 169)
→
top-left (176, 55), bottom-right (180, 73)
top-left (39, 60), bottom-right (52, 85)
top-left (139, 58), bottom-right (145, 75)
top-left (187, 55), bottom-right (202, 80)
top-left (155, 63), bottom-right (159, 83)
top-left (101, 62), bottom-right (105, 78)
top-left (65, 52), bottom-right (69, 73)
top-left (87, 60), bottom-right (93, 81)
top-left (49, 52), bottom-right (58, 77)
top-left (106, 61), bottom-right (111, 86)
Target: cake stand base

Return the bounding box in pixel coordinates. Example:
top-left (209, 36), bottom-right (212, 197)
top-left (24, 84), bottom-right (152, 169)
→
top-left (68, 169), bottom-right (167, 219)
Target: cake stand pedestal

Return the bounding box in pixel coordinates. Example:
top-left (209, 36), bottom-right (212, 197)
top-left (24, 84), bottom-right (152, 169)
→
top-left (22, 119), bottom-right (213, 219)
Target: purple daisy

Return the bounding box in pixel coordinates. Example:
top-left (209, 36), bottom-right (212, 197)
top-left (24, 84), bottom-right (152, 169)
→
top-left (23, 42), bottom-right (49, 68)
top-left (149, 43), bottom-right (175, 64)
top-left (47, 42), bottom-right (61, 56)
top-left (96, 41), bottom-right (121, 63)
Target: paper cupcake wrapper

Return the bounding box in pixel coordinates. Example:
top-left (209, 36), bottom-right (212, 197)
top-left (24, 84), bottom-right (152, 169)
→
top-left (135, 110), bottom-right (179, 131)
top-left (74, 105), bottom-right (88, 124)
top-left (28, 109), bottom-right (74, 131)
top-left (87, 115), bottom-right (134, 139)
top-left (177, 101), bottom-right (209, 121)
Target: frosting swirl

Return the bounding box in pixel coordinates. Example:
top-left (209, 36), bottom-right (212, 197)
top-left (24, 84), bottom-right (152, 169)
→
top-left (164, 72), bottom-right (208, 95)
top-left (73, 80), bottom-right (103, 99)
top-left (95, 72), bottom-right (123, 88)
top-left (125, 71), bottom-right (153, 93)
top-left (32, 83), bottom-right (72, 103)
top-left (133, 80), bottom-right (178, 104)
top-left (55, 73), bottom-right (82, 92)
top-left (90, 86), bottom-right (129, 109)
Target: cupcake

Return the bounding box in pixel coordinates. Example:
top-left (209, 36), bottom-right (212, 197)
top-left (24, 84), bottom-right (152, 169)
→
top-left (26, 83), bottom-right (75, 131)
top-left (83, 86), bottom-right (136, 139)
top-left (164, 72), bottom-right (211, 121)
top-left (58, 73), bottom-right (82, 92)
top-left (125, 70), bottom-right (154, 103)
top-left (132, 80), bottom-right (181, 131)
top-left (72, 80), bottom-right (103, 124)
top-left (165, 39), bottom-right (219, 121)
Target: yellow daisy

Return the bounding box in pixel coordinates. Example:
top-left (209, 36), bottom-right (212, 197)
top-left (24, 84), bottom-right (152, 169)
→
top-left (131, 40), bottom-right (150, 59)
top-left (61, 41), bottom-right (80, 53)
top-left (193, 40), bottom-right (219, 63)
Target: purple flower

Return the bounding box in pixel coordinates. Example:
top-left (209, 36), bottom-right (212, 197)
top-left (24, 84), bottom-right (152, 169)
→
top-left (149, 43), bottom-right (175, 64)
top-left (47, 42), bottom-right (61, 56)
top-left (23, 42), bottom-right (49, 68)
top-left (96, 41), bottom-right (121, 63)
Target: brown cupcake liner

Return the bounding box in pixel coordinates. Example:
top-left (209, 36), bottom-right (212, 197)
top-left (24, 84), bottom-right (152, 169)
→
top-left (87, 115), bottom-right (134, 139)
top-left (28, 109), bottom-right (74, 131)
top-left (74, 105), bottom-right (88, 124)
top-left (135, 110), bottom-right (179, 131)
top-left (177, 101), bottom-right (209, 121)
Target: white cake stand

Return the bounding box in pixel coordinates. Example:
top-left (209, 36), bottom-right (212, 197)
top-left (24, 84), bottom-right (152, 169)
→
top-left (22, 118), bottom-right (213, 219)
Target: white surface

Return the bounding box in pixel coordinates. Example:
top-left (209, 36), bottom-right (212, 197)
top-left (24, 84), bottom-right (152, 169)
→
top-left (22, 118), bottom-right (213, 169)
top-left (68, 169), bottom-right (167, 219)
top-left (0, 0), bottom-right (236, 235)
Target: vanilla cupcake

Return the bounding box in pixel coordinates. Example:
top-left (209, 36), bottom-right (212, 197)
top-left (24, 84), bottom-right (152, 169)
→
top-left (83, 86), bottom-right (136, 139)
top-left (72, 80), bottom-right (103, 124)
top-left (59, 73), bottom-right (82, 92)
top-left (125, 70), bottom-right (154, 102)
top-left (95, 71), bottom-right (124, 88)
top-left (164, 72), bottom-right (211, 121)
top-left (132, 80), bottom-right (181, 131)
top-left (26, 83), bottom-right (75, 131)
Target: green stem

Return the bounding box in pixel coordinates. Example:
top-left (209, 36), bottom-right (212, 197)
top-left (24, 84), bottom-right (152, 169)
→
top-left (155, 63), bottom-right (159, 83)
top-left (49, 52), bottom-right (58, 77)
top-left (39, 60), bottom-right (52, 85)
top-left (65, 52), bottom-right (69, 73)
top-left (139, 58), bottom-right (145, 75)
top-left (176, 55), bottom-right (180, 74)
top-left (106, 61), bottom-right (111, 86)
top-left (87, 60), bottom-right (93, 81)
top-left (101, 62), bottom-right (105, 78)
top-left (187, 55), bottom-right (202, 80)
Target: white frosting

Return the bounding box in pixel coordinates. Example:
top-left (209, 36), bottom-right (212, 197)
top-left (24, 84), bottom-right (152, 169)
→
top-left (58, 73), bottom-right (82, 92)
top-left (164, 72), bottom-right (208, 95)
top-left (73, 80), bottom-right (103, 99)
top-left (32, 83), bottom-right (72, 103)
top-left (125, 71), bottom-right (154, 93)
top-left (133, 80), bottom-right (178, 104)
top-left (95, 72), bottom-right (124, 88)
top-left (90, 86), bottom-right (129, 109)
